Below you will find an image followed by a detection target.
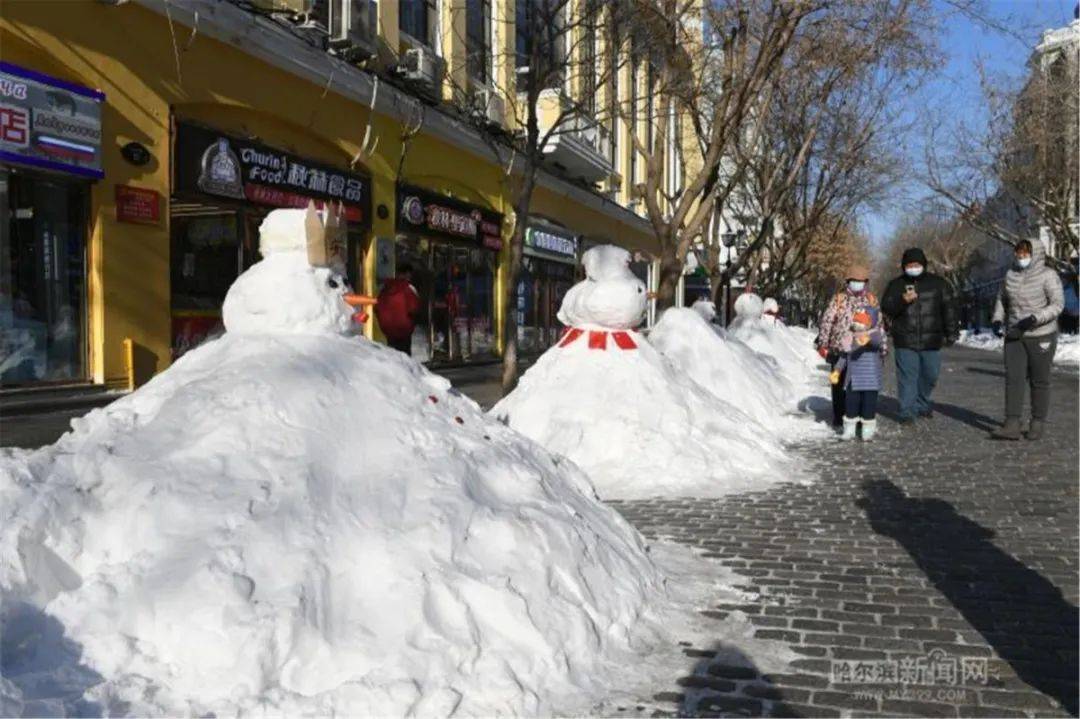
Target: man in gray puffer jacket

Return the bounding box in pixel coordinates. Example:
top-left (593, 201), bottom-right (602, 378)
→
top-left (990, 239), bottom-right (1065, 440)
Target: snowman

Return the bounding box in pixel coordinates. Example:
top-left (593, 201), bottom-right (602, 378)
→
top-left (728, 291), bottom-right (823, 387)
top-left (492, 245), bottom-right (792, 500)
top-left (554, 245), bottom-right (647, 350)
top-left (0, 219), bottom-right (673, 716)
top-left (222, 202), bottom-right (375, 336)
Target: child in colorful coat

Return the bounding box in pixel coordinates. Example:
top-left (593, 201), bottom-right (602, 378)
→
top-left (830, 308), bottom-right (886, 441)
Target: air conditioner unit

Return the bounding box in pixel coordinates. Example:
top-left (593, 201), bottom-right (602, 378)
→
top-left (399, 47), bottom-right (443, 90)
top-left (312, 0), bottom-right (376, 61)
top-left (471, 89), bottom-right (505, 127)
top-left (248, 0), bottom-right (312, 15)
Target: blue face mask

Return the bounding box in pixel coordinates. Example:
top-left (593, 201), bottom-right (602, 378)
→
top-left (1017, 257), bottom-right (1032, 269)
top-left (848, 280), bottom-right (866, 293)
top-left (904, 266), bottom-right (923, 278)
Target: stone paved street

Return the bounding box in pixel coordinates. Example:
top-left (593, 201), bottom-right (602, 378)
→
top-left (611, 346), bottom-right (1079, 718)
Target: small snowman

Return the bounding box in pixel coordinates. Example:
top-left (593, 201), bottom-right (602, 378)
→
top-left (493, 244), bottom-right (787, 500)
top-left (223, 203), bottom-right (375, 337)
top-left (555, 245), bottom-right (649, 350)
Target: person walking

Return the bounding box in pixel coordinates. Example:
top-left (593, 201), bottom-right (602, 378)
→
top-left (880, 248), bottom-right (958, 423)
top-left (989, 240), bottom-right (1065, 440)
top-left (830, 308), bottom-right (886, 441)
top-left (815, 264), bottom-right (879, 432)
top-left (375, 263), bottom-right (422, 356)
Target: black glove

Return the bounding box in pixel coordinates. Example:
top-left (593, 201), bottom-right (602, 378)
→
top-left (1016, 315), bottom-right (1037, 332)
top-left (991, 320), bottom-right (1003, 338)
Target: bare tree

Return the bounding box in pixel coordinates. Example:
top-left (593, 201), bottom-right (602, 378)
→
top-left (926, 26), bottom-right (1079, 264)
top-left (794, 219), bottom-right (871, 320)
top-left (878, 209), bottom-right (981, 292)
top-left (445, 0), bottom-right (628, 392)
top-left (708, 0), bottom-right (937, 302)
top-left (620, 0), bottom-right (816, 310)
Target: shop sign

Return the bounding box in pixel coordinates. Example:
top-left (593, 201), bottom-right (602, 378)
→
top-left (0, 62), bottom-right (104, 179)
top-left (174, 122), bottom-right (371, 228)
top-left (525, 224), bottom-right (578, 259)
top-left (396, 183), bottom-right (503, 250)
top-left (115, 185), bottom-right (161, 225)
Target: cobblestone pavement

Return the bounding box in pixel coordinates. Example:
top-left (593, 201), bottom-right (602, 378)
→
top-left (611, 346), bottom-right (1079, 718)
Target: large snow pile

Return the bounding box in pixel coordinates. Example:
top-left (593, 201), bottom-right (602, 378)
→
top-left (728, 293), bottom-right (824, 388)
top-left (0, 211), bottom-right (681, 717)
top-left (651, 308), bottom-right (824, 439)
top-left (957, 329), bottom-right (1079, 365)
top-left (492, 247), bottom-right (794, 501)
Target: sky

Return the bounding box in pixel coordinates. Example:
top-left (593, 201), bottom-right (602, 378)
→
top-left (860, 0), bottom-right (1077, 248)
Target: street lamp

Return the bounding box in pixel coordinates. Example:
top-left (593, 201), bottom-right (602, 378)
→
top-left (720, 229), bottom-right (746, 327)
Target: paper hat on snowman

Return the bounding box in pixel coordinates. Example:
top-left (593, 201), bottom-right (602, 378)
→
top-left (303, 201), bottom-right (347, 269)
top-left (258, 201), bottom-right (346, 269)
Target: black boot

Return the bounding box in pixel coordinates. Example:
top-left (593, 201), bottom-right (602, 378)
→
top-left (1026, 419), bottom-right (1045, 441)
top-left (991, 417), bottom-right (1022, 440)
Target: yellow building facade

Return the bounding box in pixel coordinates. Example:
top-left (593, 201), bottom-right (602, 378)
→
top-left (0, 0), bottom-right (669, 389)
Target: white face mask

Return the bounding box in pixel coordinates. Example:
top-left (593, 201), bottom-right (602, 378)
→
top-left (1017, 257), bottom-right (1032, 269)
top-left (904, 266), bottom-right (924, 278)
top-left (848, 280), bottom-right (866, 293)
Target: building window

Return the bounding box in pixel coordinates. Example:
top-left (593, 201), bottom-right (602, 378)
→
top-left (1, 168), bottom-right (88, 386)
top-left (467, 0), bottom-right (492, 84)
top-left (581, 0), bottom-right (598, 115)
top-left (515, 0), bottom-right (563, 90)
top-left (629, 54), bottom-right (638, 185)
top-left (401, 0), bottom-right (437, 46)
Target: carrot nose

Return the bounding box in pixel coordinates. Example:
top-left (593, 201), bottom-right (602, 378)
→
top-left (343, 293), bottom-right (377, 307)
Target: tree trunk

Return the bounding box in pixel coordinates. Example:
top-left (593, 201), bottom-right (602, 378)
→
top-left (654, 253), bottom-right (683, 312)
top-left (500, 174), bottom-right (536, 396)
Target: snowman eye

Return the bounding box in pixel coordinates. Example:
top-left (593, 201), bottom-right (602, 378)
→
top-left (327, 278), bottom-right (340, 289)
top-left (637, 287), bottom-right (643, 293)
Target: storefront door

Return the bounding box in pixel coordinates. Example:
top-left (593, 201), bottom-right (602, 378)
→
top-left (1, 168), bottom-right (88, 386)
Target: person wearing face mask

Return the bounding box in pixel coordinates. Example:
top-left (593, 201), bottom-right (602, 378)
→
top-left (881, 247), bottom-right (959, 424)
top-left (988, 240), bottom-right (1065, 440)
top-left (814, 264), bottom-right (880, 432)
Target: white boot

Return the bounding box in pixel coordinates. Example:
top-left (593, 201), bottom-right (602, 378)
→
top-left (861, 418), bottom-right (877, 441)
top-left (840, 417), bottom-right (858, 441)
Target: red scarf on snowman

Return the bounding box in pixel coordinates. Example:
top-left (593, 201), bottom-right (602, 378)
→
top-left (558, 327), bottom-right (639, 350)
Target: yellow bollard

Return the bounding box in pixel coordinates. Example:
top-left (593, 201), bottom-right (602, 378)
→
top-left (123, 338), bottom-right (135, 392)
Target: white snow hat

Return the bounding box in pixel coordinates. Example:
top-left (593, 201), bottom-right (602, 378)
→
top-left (258, 208), bottom-right (310, 256)
top-left (557, 245), bottom-right (648, 329)
top-left (734, 292), bottom-right (764, 320)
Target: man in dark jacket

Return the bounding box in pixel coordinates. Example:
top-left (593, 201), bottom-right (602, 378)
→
top-left (880, 248), bottom-right (959, 423)
top-left (375, 263), bottom-right (422, 355)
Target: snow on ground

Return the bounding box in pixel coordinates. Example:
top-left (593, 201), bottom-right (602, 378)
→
top-left (0, 213), bottom-right (796, 717)
top-left (650, 308), bottom-right (829, 440)
top-left (493, 248), bottom-right (801, 502)
top-left (957, 329), bottom-right (1080, 365)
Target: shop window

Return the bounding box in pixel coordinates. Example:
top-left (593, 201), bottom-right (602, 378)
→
top-left (467, 0), bottom-right (492, 84)
top-left (171, 212), bottom-right (242, 313)
top-left (394, 236), bottom-right (497, 364)
top-left (401, 0), bottom-right (438, 47)
top-left (1, 169), bottom-right (88, 386)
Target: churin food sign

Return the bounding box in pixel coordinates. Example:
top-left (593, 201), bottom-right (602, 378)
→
top-left (175, 122), bottom-right (371, 227)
